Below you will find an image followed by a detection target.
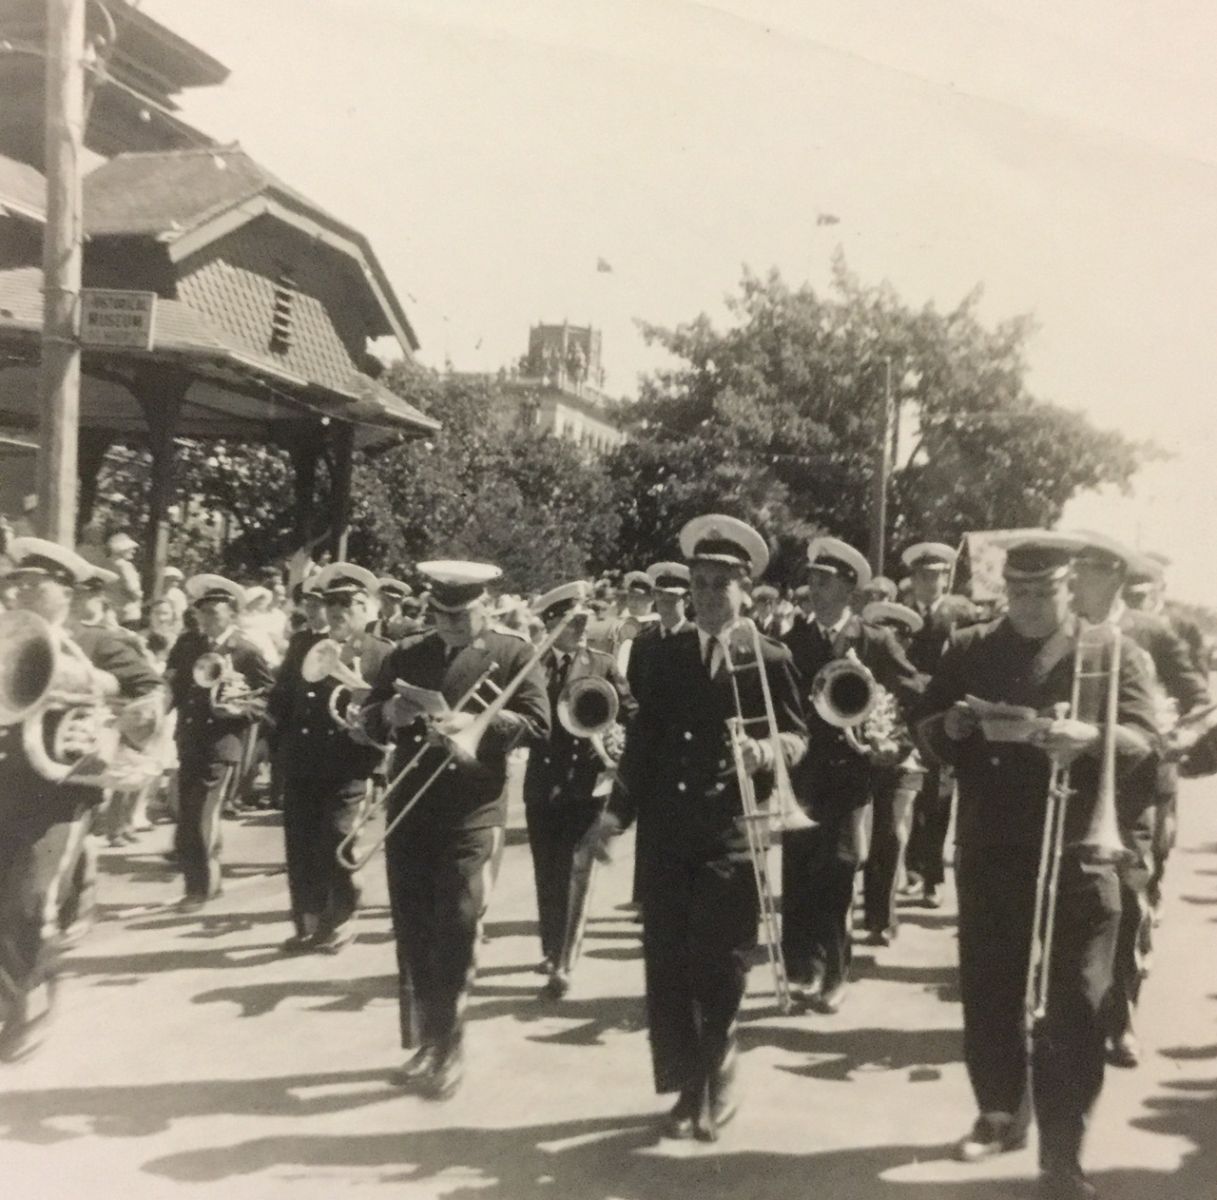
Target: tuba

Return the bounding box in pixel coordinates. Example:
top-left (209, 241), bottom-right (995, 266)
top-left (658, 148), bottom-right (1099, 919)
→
top-left (0, 610), bottom-right (157, 790)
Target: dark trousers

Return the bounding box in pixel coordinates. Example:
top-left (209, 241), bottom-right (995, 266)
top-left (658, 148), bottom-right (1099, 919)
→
top-left (525, 797), bottom-right (602, 964)
top-left (175, 756), bottom-right (231, 900)
top-left (385, 821), bottom-right (499, 1051)
top-left (862, 768), bottom-right (920, 935)
top-left (0, 791), bottom-right (92, 1024)
top-left (1147, 791), bottom-right (1177, 908)
top-left (641, 849), bottom-right (757, 1094)
top-left (957, 848), bottom-right (1120, 1170)
top-left (283, 775), bottom-right (366, 936)
top-left (907, 763), bottom-right (953, 889)
top-left (782, 815), bottom-right (863, 988)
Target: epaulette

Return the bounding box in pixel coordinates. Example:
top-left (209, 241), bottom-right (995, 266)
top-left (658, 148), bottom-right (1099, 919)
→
top-left (489, 623), bottom-right (530, 643)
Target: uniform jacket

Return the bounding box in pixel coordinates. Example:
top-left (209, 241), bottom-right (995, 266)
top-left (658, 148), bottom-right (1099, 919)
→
top-left (625, 620), bottom-right (687, 708)
top-left (609, 625), bottom-right (807, 861)
top-left (523, 643), bottom-right (636, 807)
top-left (783, 613), bottom-right (923, 819)
top-left (360, 626), bottom-right (551, 830)
top-left (166, 628), bottom-right (275, 764)
top-left (1119, 609), bottom-right (1210, 716)
top-left (906, 594), bottom-right (978, 675)
top-left (270, 631), bottom-right (392, 782)
top-left (915, 615), bottom-right (1160, 852)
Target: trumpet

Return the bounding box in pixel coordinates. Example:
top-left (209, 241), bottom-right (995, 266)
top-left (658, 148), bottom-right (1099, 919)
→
top-left (301, 637), bottom-right (386, 746)
top-left (337, 608), bottom-right (581, 871)
top-left (721, 617), bottom-right (813, 1014)
top-left (192, 651), bottom-right (266, 718)
top-left (0, 609), bottom-right (158, 790)
top-left (1025, 622), bottom-right (1128, 1046)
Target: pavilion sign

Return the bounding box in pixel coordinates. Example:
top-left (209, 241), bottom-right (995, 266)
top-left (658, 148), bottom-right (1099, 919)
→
top-left (80, 289), bottom-right (157, 350)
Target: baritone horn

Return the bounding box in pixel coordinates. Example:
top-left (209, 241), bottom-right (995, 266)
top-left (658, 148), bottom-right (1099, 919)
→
top-left (809, 653), bottom-right (878, 754)
top-left (192, 651), bottom-right (265, 717)
top-left (301, 637), bottom-right (383, 740)
top-left (557, 674), bottom-right (620, 768)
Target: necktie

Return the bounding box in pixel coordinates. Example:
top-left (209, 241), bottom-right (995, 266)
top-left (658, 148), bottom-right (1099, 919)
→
top-left (703, 637), bottom-right (717, 678)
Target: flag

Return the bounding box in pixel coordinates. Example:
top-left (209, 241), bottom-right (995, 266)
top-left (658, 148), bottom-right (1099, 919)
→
top-left (596, 257), bottom-right (614, 273)
top-left (815, 213), bottom-right (840, 227)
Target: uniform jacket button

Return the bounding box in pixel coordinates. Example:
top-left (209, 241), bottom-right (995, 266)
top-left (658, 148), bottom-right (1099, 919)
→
top-left (301, 727), bottom-right (309, 735)
top-left (677, 782), bottom-right (687, 793)
top-left (305, 690), bottom-right (315, 699)
top-left (990, 756), bottom-right (1000, 767)
top-left (447, 763), bottom-right (457, 771)
top-left (683, 731), bottom-right (693, 741)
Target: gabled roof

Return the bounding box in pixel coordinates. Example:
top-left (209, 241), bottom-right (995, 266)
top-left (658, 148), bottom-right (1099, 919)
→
top-left (80, 147), bottom-right (419, 352)
top-left (0, 266), bottom-right (437, 445)
top-left (0, 152), bottom-right (45, 221)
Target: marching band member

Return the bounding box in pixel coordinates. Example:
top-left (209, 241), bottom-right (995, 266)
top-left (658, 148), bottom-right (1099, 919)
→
top-left (523, 581), bottom-right (634, 998)
top-left (751, 584), bottom-right (781, 638)
top-left (268, 563), bottom-right (392, 955)
top-left (368, 576), bottom-right (415, 641)
top-left (781, 537), bottom-right (921, 1013)
top-left (613, 570), bottom-right (658, 676)
top-left (0, 539), bottom-right (161, 1062)
top-left (858, 600), bottom-right (928, 947)
top-left (359, 561), bottom-right (550, 1100)
top-left (625, 561), bottom-right (691, 704)
top-left (1068, 534), bottom-right (1209, 1069)
top-left (916, 533), bottom-right (1159, 1200)
top-left (165, 576), bottom-right (274, 911)
top-left (597, 515), bottom-right (807, 1142)
top-left (901, 541), bottom-right (974, 909)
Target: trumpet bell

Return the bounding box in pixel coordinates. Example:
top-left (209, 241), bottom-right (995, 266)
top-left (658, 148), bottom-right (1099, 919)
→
top-left (303, 638), bottom-right (370, 689)
top-left (557, 676), bottom-right (619, 739)
top-left (0, 610), bottom-right (58, 725)
top-left (192, 652), bottom-right (227, 689)
top-left (810, 658), bottom-right (877, 729)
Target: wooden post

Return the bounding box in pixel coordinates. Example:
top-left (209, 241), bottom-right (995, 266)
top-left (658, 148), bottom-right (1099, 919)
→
top-left (327, 421), bottom-right (355, 561)
top-left (868, 357), bottom-right (894, 578)
top-left (37, 0), bottom-right (86, 546)
top-left (136, 369), bottom-right (188, 599)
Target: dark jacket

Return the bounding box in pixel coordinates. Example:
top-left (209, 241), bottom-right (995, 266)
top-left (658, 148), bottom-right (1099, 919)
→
top-left (609, 625), bottom-right (807, 861)
top-left (906, 594), bottom-right (979, 675)
top-left (915, 615), bottom-right (1160, 852)
top-left (166, 628), bottom-right (275, 764)
top-left (783, 613), bottom-right (923, 819)
top-left (360, 626), bottom-right (551, 830)
top-left (523, 643), bottom-right (635, 807)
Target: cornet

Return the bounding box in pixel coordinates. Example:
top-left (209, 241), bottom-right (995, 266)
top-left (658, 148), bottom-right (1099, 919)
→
top-left (192, 651), bottom-right (265, 718)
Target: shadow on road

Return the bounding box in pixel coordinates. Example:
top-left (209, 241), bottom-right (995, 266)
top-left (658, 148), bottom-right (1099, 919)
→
top-left (192, 973), bottom-right (396, 1018)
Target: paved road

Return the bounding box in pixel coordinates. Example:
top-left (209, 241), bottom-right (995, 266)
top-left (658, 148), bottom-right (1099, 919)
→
top-left (2, 778), bottom-right (1216, 1200)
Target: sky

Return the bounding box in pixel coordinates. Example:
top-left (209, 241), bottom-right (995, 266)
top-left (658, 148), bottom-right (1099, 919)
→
top-left (142, 0), bottom-right (1217, 602)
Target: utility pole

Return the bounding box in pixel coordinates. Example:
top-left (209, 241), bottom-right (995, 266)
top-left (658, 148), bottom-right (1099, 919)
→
top-left (36, 0), bottom-right (85, 546)
top-left (868, 356), bottom-right (894, 578)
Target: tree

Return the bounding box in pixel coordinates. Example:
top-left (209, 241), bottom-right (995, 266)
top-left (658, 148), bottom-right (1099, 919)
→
top-left (348, 365), bottom-right (621, 592)
top-left (609, 256), bottom-right (1155, 581)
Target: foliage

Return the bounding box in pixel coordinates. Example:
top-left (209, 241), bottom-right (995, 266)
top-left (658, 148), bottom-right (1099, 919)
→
top-left (347, 365), bottom-right (621, 592)
top-left (607, 255), bottom-right (1155, 582)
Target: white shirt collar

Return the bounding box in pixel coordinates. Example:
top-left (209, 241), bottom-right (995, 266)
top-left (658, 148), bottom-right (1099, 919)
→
top-left (210, 625), bottom-right (236, 650)
top-left (819, 608), bottom-right (852, 639)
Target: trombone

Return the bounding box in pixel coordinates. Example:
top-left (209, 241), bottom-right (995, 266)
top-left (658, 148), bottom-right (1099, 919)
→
top-left (721, 617), bottom-right (813, 1014)
top-left (1024, 621), bottom-right (1129, 1046)
top-left (336, 608), bottom-right (581, 871)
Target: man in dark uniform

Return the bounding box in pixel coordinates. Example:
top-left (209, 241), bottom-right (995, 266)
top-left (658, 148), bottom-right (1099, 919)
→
top-left (915, 532), bottom-right (1160, 1200)
top-left (597, 515), bottom-right (807, 1142)
top-left (360, 560), bottom-right (550, 1100)
top-left (368, 576), bottom-right (416, 641)
top-left (268, 562), bottom-right (392, 955)
top-left (0, 539), bottom-right (161, 1062)
top-left (901, 541), bottom-right (975, 908)
top-left (613, 569), bottom-right (658, 676)
top-left (751, 584), bottom-right (781, 637)
top-left (858, 600), bottom-right (929, 947)
top-left (781, 536), bottom-right (921, 1013)
top-left (523, 580), bottom-right (634, 998)
top-left (165, 576), bottom-right (274, 911)
top-left (1069, 534), bottom-right (1209, 1069)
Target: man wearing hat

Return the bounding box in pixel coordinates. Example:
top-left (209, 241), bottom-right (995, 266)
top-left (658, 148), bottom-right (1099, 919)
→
top-left (857, 600), bottom-right (928, 947)
top-left (781, 536), bottom-right (921, 1014)
top-left (1125, 552), bottom-right (1208, 675)
top-left (359, 561), bottom-right (550, 1100)
top-left (1069, 533), bottom-right (1209, 1069)
top-left (0, 539), bottom-right (162, 1061)
top-left (624, 562), bottom-right (692, 704)
top-left (598, 515), bottom-right (807, 1142)
top-left (900, 540), bottom-right (976, 909)
top-left (267, 563), bottom-right (393, 955)
top-left (612, 570), bottom-right (658, 676)
top-left (165, 575), bottom-right (275, 911)
top-left (103, 530), bottom-right (143, 628)
top-left (368, 577), bottom-right (416, 642)
top-left (915, 532), bottom-right (1160, 1199)
top-left (522, 580), bottom-right (634, 998)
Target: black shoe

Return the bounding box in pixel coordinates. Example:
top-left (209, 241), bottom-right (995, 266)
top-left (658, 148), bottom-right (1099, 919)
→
top-left (864, 928), bottom-right (892, 947)
top-left (426, 1041), bottom-right (464, 1100)
top-left (1107, 1032), bottom-right (1140, 1068)
top-left (389, 1046), bottom-right (438, 1087)
top-left (660, 1090), bottom-right (698, 1140)
top-left (789, 965), bottom-right (826, 1005)
top-left (177, 895), bottom-right (208, 913)
top-left (810, 978), bottom-right (848, 1014)
top-left (543, 969), bottom-right (571, 1000)
top-left (920, 885), bottom-right (941, 909)
top-left (955, 1112), bottom-right (1028, 1162)
top-left (280, 932), bottom-right (316, 955)
top-left (311, 926), bottom-right (354, 956)
top-left (1038, 1165), bottom-right (1097, 1199)
top-left (534, 956), bottom-right (555, 976)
